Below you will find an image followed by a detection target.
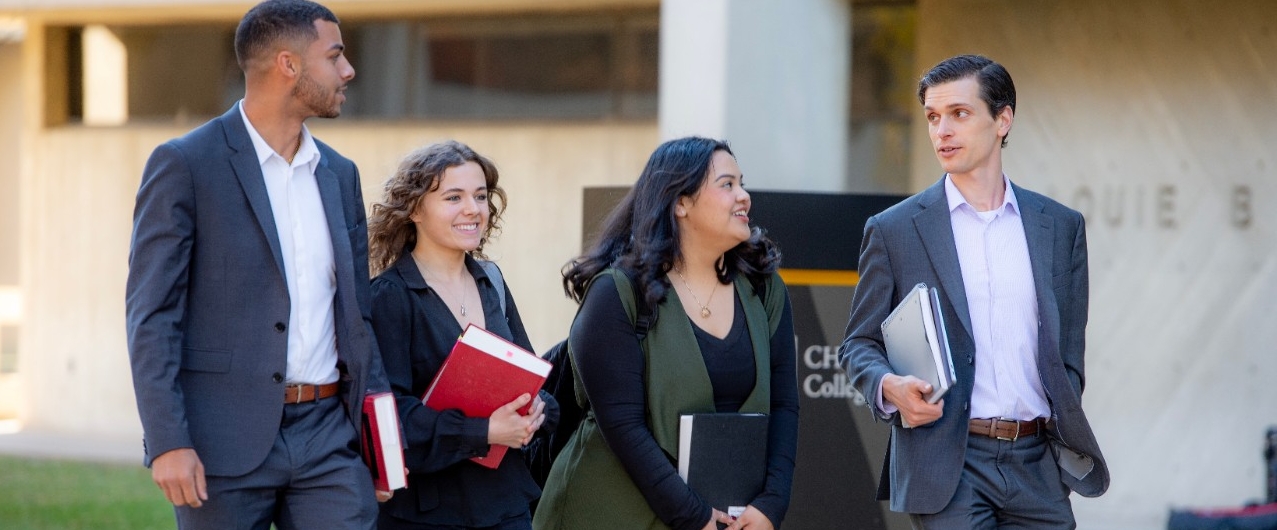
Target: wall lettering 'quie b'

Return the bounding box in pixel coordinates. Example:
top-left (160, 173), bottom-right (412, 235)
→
top-left (1067, 184), bottom-right (1253, 230)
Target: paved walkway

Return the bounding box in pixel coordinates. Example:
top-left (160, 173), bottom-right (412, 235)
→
top-left (0, 420), bottom-right (140, 464)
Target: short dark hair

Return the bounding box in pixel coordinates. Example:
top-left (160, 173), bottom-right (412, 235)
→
top-left (562, 136), bottom-right (780, 309)
top-left (917, 54), bottom-right (1016, 147)
top-left (234, 0), bottom-right (339, 71)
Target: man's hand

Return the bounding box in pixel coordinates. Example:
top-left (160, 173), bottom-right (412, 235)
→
top-left (374, 466), bottom-right (409, 503)
top-left (701, 508), bottom-right (735, 530)
top-left (724, 505), bottom-right (774, 530)
top-left (881, 374), bottom-right (943, 427)
top-left (151, 448), bottom-right (207, 507)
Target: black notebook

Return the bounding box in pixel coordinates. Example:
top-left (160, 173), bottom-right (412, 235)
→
top-left (677, 413), bottom-right (768, 520)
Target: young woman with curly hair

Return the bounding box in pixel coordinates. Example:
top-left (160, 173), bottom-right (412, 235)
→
top-left (367, 140), bottom-right (557, 530)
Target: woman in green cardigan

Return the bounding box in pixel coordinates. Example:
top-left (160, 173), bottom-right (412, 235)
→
top-left (533, 137), bottom-right (799, 530)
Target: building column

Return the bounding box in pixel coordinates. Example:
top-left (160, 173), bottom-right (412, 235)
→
top-left (659, 0), bottom-right (850, 192)
top-left (82, 25), bottom-right (127, 126)
top-left (0, 21), bottom-right (23, 422)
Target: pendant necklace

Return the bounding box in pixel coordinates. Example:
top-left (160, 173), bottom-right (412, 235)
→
top-left (674, 268), bottom-right (717, 318)
top-left (414, 257), bottom-right (469, 317)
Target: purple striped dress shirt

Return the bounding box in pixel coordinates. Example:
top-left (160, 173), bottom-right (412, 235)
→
top-left (944, 175), bottom-right (1050, 421)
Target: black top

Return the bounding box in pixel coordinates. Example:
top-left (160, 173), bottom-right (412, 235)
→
top-left (571, 274), bottom-right (799, 530)
top-left (370, 252), bottom-right (558, 527)
top-left (690, 296), bottom-right (755, 413)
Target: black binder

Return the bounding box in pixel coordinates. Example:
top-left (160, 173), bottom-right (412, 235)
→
top-left (677, 413), bottom-right (768, 520)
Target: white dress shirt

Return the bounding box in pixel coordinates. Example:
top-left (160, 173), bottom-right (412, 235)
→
top-left (238, 102), bottom-right (339, 385)
top-left (945, 175), bottom-right (1050, 421)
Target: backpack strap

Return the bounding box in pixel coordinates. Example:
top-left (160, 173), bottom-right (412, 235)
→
top-left (758, 271), bottom-right (785, 335)
top-left (631, 280), bottom-right (654, 341)
top-left (569, 269), bottom-right (653, 409)
top-left (478, 259), bottom-right (507, 317)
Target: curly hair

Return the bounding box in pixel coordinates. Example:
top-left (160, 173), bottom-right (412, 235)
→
top-left (562, 136), bottom-right (780, 309)
top-left (368, 141), bottom-right (506, 276)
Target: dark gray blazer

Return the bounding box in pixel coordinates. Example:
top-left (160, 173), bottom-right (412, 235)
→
top-left (125, 104), bottom-right (387, 476)
top-left (839, 178), bottom-right (1109, 514)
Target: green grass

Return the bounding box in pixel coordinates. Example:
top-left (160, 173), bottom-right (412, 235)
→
top-left (0, 455), bottom-right (174, 530)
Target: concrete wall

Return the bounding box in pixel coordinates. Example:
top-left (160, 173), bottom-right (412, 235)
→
top-left (915, 1), bottom-right (1277, 528)
top-left (18, 121), bottom-right (656, 436)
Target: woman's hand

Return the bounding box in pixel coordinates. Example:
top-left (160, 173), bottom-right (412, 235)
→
top-left (487, 393), bottom-right (546, 448)
top-left (723, 506), bottom-right (773, 530)
top-left (701, 508), bottom-right (735, 530)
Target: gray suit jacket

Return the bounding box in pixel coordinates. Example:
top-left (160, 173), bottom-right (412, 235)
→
top-left (125, 104), bottom-right (387, 476)
top-left (839, 178), bottom-right (1109, 514)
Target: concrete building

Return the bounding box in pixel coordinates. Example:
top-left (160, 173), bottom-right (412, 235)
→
top-left (0, 1), bottom-right (1273, 528)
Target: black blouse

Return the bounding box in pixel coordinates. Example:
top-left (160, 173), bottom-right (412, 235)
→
top-left (370, 252), bottom-right (558, 527)
top-left (570, 274), bottom-right (799, 530)
top-left (690, 296), bottom-right (755, 413)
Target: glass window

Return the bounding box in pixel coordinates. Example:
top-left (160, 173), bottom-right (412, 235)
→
top-left (848, 3), bottom-right (916, 193)
top-left (118, 24), bottom-right (242, 122)
top-left (341, 14), bottom-right (657, 120)
top-left (48, 10), bottom-right (658, 125)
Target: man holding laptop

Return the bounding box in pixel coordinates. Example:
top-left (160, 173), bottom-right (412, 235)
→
top-left (838, 55), bottom-right (1108, 528)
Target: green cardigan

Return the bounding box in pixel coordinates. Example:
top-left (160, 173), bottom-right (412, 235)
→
top-left (533, 269), bottom-right (786, 530)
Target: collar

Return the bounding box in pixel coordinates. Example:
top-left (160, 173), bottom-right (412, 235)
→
top-left (944, 173), bottom-right (1020, 215)
top-left (390, 250), bottom-right (491, 291)
top-left (237, 100), bottom-right (319, 170)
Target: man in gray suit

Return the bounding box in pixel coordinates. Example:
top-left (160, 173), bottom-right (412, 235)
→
top-left (840, 55), bottom-right (1109, 529)
top-left (125, 1), bottom-right (391, 528)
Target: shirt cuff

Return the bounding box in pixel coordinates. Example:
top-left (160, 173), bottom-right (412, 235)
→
top-left (461, 416), bottom-right (491, 457)
top-left (876, 374), bottom-right (898, 418)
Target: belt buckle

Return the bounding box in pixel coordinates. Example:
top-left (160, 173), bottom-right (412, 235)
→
top-left (995, 417), bottom-right (1018, 441)
top-left (288, 384), bottom-right (305, 404)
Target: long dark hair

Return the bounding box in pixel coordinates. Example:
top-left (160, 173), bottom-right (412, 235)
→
top-left (367, 141), bottom-right (506, 276)
top-left (562, 136), bottom-right (780, 309)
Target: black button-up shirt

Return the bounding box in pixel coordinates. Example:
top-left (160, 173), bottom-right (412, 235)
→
top-left (370, 251), bottom-right (558, 526)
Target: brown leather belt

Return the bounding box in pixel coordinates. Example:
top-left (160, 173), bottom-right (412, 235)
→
top-left (968, 417), bottom-right (1045, 441)
top-left (284, 382), bottom-right (340, 404)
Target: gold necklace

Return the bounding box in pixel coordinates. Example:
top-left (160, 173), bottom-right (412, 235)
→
top-left (674, 268), bottom-right (717, 318)
top-left (413, 257), bottom-right (470, 317)
top-left (284, 134), bottom-right (303, 165)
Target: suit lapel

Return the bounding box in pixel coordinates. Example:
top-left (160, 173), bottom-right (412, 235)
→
top-left (315, 156), bottom-right (359, 361)
top-left (315, 161), bottom-right (353, 282)
top-left (223, 105), bottom-right (287, 281)
top-left (1014, 184), bottom-right (1054, 312)
top-left (912, 180), bottom-right (974, 341)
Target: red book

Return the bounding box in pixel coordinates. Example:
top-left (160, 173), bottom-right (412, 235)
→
top-left (422, 324), bottom-right (552, 469)
top-left (361, 392), bottom-right (408, 491)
